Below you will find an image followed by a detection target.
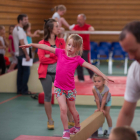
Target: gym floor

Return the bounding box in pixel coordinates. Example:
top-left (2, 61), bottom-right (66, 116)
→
top-left (0, 60), bottom-right (139, 140)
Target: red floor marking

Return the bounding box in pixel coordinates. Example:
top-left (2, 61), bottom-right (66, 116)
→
top-left (14, 135), bottom-right (107, 140)
top-left (52, 76), bottom-right (126, 97)
top-left (0, 94), bottom-right (22, 105)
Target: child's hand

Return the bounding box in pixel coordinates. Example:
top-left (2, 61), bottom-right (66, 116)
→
top-left (20, 44), bottom-right (32, 49)
top-left (95, 109), bottom-right (100, 112)
top-left (100, 109), bottom-right (105, 114)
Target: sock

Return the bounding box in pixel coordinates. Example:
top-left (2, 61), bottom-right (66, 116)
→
top-left (75, 126), bottom-right (80, 130)
top-left (108, 127), bottom-right (112, 134)
top-left (64, 129), bottom-right (70, 132)
top-left (98, 127), bottom-right (102, 131)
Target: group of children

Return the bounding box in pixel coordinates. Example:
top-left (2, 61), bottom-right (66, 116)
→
top-left (0, 23), bottom-right (40, 75)
top-left (19, 26), bottom-right (137, 140)
top-left (1, 4), bottom-right (138, 140)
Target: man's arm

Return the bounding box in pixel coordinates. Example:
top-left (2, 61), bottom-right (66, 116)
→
top-left (88, 26), bottom-right (94, 31)
top-left (19, 39), bottom-right (30, 61)
top-left (116, 100), bottom-right (136, 126)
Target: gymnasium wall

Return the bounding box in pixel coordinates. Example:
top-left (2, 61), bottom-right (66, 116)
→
top-left (0, 0), bottom-right (52, 44)
top-left (1, 0), bottom-right (140, 46)
top-left (52, 0), bottom-right (140, 42)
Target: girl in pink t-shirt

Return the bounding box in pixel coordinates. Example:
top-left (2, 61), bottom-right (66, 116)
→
top-left (20, 34), bottom-right (113, 140)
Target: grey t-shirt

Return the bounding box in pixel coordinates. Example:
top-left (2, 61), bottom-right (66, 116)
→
top-left (94, 85), bottom-right (111, 104)
top-left (47, 45), bottom-right (57, 73)
top-left (13, 26), bottom-right (29, 56)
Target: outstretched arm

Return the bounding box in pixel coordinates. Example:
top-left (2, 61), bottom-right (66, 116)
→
top-left (82, 61), bottom-right (114, 82)
top-left (20, 43), bottom-right (56, 54)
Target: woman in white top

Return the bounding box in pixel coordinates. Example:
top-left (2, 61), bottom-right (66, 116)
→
top-left (52, 5), bottom-right (75, 31)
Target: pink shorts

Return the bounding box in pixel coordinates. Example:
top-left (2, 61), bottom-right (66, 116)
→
top-left (54, 87), bottom-right (77, 101)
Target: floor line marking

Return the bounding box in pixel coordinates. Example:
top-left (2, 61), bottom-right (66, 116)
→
top-left (0, 94), bottom-right (22, 105)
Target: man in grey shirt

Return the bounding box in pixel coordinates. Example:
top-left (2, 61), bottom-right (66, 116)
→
top-left (13, 14), bottom-right (32, 95)
top-left (116, 21), bottom-right (140, 127)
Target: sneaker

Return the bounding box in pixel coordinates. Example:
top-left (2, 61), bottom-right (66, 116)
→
top-left (68, 121), bottom-right (75, 127)
top-left (98, 127), bottom-right (103, 135)
top-left (69, 127), bottom-right (80, 135)
top-left (69, 24), bottom-right (75, 30)
top-left (62, 131), bottom-right (70, 139)
top-left (47, 119), bottom-right (54, 130)
top-left (98, 129), bottom-right (103, 135)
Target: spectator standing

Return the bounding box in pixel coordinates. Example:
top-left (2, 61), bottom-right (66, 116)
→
top-left (0, 25), bottom-right (9, 75)
top-left (73, 14), bottom-right (94, 82)
top-left (13, 14), bottom-right (32, 95)
top-left (7, 25), bottom-right (18, 72)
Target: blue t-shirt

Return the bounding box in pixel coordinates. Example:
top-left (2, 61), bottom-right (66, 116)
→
top-left (27, 36), bottom-right (32, 44)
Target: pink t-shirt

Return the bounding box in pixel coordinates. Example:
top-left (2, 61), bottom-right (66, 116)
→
top-left (54, 48), bottom-right (85, 90)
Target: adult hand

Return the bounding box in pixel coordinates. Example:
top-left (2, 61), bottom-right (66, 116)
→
top-left (103, 75), bottom-right (114, 83)
top-left (26, 55), bottom-right (30, 61)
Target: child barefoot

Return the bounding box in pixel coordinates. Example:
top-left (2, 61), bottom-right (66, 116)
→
top-left (109, 126), bottom-right (138, 140)
top-left (20, 34), bottom-right (113, 140)
top-left (92, 74), bottom-right (112, 135)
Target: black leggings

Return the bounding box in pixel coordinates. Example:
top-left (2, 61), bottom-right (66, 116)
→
top-left (0, 54), bottom-right (6, 74)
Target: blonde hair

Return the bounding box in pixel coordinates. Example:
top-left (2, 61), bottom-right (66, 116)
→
top-left (93, 74), bottom-right (104, 82)
top-left (0, 25), bottom-right (4, 31)
top-left (111, 126), bottom-right (138, 140)
top-left (66, 34), bottom-right (83, 56)
top-left (54, 5), bottom-right (66, 12)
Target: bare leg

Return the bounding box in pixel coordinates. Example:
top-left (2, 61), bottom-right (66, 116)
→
top-left (44, 101), bottom-right (52, 120)
top-left (57, 94), bottom-right (68, 129)
top-left (8, 63), bottom-right (16, 72)
top-left (67, 107), bottom-right (73, 122)
top-left (67, 100), bottom-right (80, 127)
top-left (104, 106), bottom-right (112, 127)
top-left (59, 17), bottom-right (70, 29)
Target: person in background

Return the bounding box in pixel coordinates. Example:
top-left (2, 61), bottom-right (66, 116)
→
top-left (73, 14), bottom-right (94, 82)
top-left (23, 23), bottom-right (40, 58)
top-left (7, 25), bottom-right (18, 72)
top-left (0, 25), bottom-right (9, 75)
top-left (13, 14), bottom-right (32, 95)
top-left (52, 5), bottom-right (75, 32)
top-left (109, 126), bottom-right (138, 140)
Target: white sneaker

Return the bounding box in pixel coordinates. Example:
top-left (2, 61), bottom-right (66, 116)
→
top-left (98, 130), bottom-right (103, 135)
top-left (69, 24), bottom-right (75, 30)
